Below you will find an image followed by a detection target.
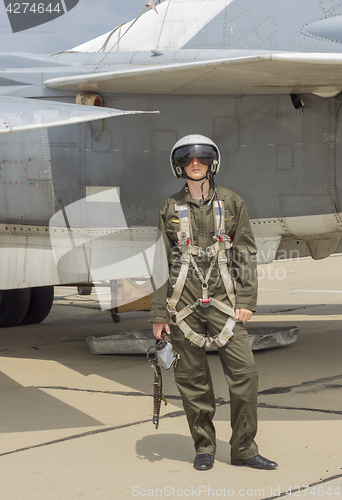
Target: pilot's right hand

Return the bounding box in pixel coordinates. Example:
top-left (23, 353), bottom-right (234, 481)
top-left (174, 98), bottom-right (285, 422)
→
top-left (153, 322), bottom-right (170, 340)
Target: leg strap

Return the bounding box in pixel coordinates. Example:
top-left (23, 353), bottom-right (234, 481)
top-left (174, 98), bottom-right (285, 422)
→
top-left (174, 299), bottom-right (236, 348)
top-left (209, 316), bottom-right (235, 348)
top-left (177, 319), bottom-right (207, 348)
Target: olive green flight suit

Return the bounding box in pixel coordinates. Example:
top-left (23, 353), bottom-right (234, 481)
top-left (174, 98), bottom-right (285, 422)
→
top-left (151, 181), bottom-right (259, 459)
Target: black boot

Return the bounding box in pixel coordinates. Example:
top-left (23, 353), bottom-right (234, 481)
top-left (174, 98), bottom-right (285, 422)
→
top-left (231, 454), bottom-right (278, 470)
top-left (193, 454), bottom-right (215, 471)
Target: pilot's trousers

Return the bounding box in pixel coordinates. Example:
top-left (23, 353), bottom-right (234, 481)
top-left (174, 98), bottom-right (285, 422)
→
top-left (171, 321), bottom-right (259, 459)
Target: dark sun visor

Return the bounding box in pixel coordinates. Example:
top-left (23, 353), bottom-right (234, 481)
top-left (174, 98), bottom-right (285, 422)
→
top-left (172, 144), bottom-right (218, 168)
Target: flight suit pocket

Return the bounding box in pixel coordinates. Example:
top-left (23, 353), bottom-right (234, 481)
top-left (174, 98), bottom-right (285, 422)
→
top-left (164, 220), bottom-right (179, 242)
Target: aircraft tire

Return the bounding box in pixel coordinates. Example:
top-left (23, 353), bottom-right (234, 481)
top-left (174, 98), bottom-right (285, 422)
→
top-left (20, 286), bottom-right (54, 325)
top-left (0, 288), bottom-right (32, 328)
top-left (111, 313), bottom-right (121, 323)
top-left (77, 286), bottom-right (92, 295)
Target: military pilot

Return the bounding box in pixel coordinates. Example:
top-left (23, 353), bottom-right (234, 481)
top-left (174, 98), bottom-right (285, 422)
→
top-left (151, 135), bottom-right (277, 471)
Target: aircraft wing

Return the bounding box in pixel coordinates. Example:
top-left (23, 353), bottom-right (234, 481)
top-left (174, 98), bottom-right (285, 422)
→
top-left (44, 52), bottom-right (342, 96)
top-left (0, 96), bottom-right (156, 134)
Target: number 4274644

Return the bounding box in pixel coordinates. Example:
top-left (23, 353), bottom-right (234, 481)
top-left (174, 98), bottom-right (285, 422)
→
top-left (5, 3), bottom-right (61, 14)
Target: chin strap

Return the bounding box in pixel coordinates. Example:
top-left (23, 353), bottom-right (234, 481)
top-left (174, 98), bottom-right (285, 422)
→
top-left (183, 171), bottom-right (209, 183)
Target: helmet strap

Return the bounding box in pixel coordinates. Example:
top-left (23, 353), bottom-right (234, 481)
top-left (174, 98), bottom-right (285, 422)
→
top-left (200, 179), bottom-right (206, 203)
top-left (183, 173), bottom-right (208, 182)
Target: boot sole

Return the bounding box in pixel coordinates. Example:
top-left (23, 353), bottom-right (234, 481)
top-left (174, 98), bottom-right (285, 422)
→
top-left (231, 457), bottom-right (277, 469)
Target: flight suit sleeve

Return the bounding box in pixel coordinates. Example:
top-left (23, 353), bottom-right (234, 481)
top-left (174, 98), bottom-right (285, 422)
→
top-left (150, 201), bottom-right (172, 323)
top-left (232, 200), bottom-right (258, 312)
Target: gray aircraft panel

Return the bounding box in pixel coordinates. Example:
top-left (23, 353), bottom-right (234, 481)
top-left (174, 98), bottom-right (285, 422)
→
top-left (0, 92), bottom-right (341, 225)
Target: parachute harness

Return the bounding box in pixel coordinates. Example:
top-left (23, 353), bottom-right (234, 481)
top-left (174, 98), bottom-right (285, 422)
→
top-left (166, 196), bottom-right (236, 348)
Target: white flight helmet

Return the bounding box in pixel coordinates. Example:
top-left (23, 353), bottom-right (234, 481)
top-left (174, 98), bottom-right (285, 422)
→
top-left (170, 134), bottom-right (221, 179)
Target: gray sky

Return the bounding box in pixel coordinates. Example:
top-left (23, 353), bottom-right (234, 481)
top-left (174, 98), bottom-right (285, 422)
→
top-left (0, 0), bottom-right (150, 53)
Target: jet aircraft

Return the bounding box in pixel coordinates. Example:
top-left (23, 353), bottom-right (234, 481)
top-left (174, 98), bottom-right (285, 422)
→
top-left (1, 0), bottom-right (342, 327)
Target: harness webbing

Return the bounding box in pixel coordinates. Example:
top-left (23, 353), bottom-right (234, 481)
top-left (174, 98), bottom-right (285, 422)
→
top-left (166, 199), bottom-right (236, 348)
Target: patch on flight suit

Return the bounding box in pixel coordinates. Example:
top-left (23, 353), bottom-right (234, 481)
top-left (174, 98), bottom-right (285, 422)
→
top-left (213, 209), bottom-right (229, 220)
top-left (180, 209), bottom-right (189, 218)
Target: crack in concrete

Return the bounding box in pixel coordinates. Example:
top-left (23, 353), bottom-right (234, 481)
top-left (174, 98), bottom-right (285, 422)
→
top-left (36, 386), bottom-right (342, 415)
top-left (0, 418), bottom-right (152, 458)
top-left (0, 408), bottom-right (184, 459)
top-left (258, 402), bottom-right (342, 416)
top-left (261, 473), bottom-right (342, 499)
top-left (258, 374), bottom-right (342, 395)
top-left (37, 385), bottom-right (182, 400)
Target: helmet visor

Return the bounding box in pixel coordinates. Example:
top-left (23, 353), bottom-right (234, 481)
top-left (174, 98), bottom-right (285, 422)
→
top-left (172, 144), bottom-right (218, 169)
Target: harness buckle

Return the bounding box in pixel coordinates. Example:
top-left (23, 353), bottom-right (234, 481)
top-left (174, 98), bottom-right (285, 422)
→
top-left (177, 238), bottom-right (189, 246)
top-left (199, 298), bottom-right (212, 307)
top-left (219, 234), bottom-right (231, 242)
top-left (213, 233), bottom-right (231, 243)
top-left (205, 246), bottom-right (215, 257)
top-left (177, 233), bottom-right (190, 246)
top-left (189, 299), bottom-right (201, 311)
top-left (166, 302), bottom-right (176, 314)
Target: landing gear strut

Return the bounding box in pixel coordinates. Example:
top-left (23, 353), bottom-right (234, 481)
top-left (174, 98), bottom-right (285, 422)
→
top-left (111, 308), bottom-right (121, 323)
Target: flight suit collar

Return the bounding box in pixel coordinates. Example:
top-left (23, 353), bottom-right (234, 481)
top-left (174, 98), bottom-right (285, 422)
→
top-left (177, 181), bottom-right (215, 206)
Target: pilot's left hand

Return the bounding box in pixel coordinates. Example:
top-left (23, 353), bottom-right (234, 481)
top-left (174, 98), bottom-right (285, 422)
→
top-left (235, 308), bottom-right (253, 322)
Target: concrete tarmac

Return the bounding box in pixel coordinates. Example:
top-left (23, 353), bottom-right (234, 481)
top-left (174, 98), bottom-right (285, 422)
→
top-left (0, 255), bottom-right (341, 499)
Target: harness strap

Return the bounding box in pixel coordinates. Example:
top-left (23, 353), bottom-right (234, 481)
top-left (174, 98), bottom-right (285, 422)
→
top-left (178, 320), bottom-right (207, 348)
top-left (210, 316), bottom-right (235, 348)
top-left (168, 199), bottom-right (237, 348)
top-left (213, 200), bottom-right (225, 234)
top-left (170, 297), bottom-right (235, 326)
top-left (169, 304), bottom-right (193, 324)
top-left (210, 298), bottom-right (235, 318)
top-left (167, 204), bottom-right (191, 312)
top-left (213, 199), bottom-right (236, 308)
top-left (177, 315), bottom-right (235, 348)
top-left (188, 241), bottom-right (230, 257)
top-left (217, 252), bottom-right (236, 308)
top-left (166, 254), bottom-right (189, 312)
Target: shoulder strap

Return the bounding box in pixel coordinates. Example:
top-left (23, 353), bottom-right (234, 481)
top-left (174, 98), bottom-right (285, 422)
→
top-left (213, 200), bottom-right (225, 235)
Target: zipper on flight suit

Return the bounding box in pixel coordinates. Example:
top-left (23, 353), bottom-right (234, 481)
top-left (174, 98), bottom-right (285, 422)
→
top-left (240, 414), bottom-right (254, 454)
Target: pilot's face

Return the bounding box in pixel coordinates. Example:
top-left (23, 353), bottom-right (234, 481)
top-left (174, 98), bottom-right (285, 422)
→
top-left (183, 158), bottom-right (208, 180)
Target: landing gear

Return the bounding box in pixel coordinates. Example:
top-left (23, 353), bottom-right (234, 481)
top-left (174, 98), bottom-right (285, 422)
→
top-left (111, 309), bottom-right (121, 323)
top-left (0, 286), bottom-right (54, 328)
top-left (0, 289), bottom-right (31, 327)
top-left (77, 286), bottom-right (92, 295)
top-left (21, 286), bottom-right (54, 325)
